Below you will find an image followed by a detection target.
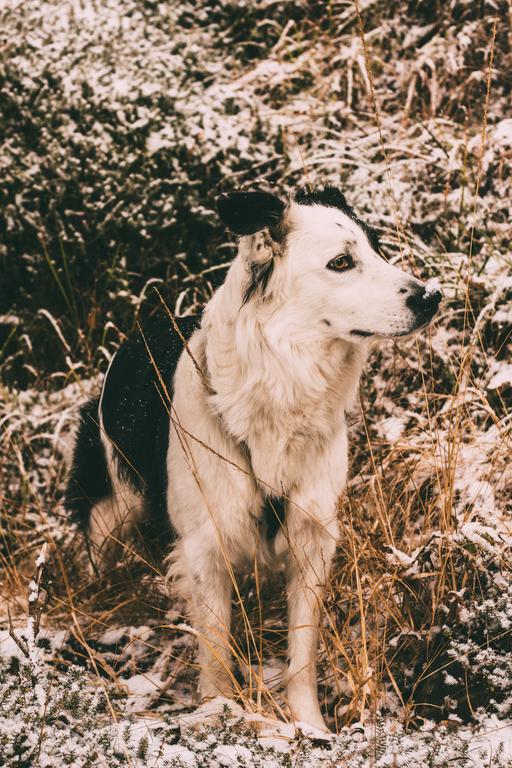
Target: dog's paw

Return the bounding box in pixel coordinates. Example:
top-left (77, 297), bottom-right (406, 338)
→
top-left (294, 720), bottom-right (333, 741)
top-left (177, 696), bottom-right (245, 731)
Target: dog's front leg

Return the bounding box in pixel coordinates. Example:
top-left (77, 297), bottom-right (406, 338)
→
top-left (183, 543), bottom-right (234, 701)
top-left (284, 503), bottom-right (338, 732)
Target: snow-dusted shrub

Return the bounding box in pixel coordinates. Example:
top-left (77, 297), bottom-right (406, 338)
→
top-left (445, 578), bottom-right (512, 719)
top-left (0, 655), bottom-right (135, 767)
top-left (1, 0), bottom-right (510, 382)
top-left (2, 646), bottom-right (512, 767)
top-left (0, 0), bottom-right (302, 382)
top-left (384, 515), bottom-right (512, 722)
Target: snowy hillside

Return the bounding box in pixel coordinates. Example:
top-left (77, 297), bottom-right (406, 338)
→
top-left (1, 0), bottom-right (511, 765)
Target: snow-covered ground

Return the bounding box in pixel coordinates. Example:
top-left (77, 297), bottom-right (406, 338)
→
top-left (2, 613), bottom-right (512, 767)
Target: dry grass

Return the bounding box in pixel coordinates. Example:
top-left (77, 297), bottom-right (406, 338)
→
top-left (1, 0), bottom-right (511, 741)
top-left (2, 266), bottom-right (510, 730)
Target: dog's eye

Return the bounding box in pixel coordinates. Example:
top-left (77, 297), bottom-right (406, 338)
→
top-left (327, 254), bottom-right (354, 272)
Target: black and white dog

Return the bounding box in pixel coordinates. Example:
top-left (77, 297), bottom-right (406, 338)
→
top-left (66, 187), bottom-right (441, 731)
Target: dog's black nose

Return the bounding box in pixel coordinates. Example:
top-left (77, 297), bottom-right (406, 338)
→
top-left (406, 284), bottom-right (442, 317)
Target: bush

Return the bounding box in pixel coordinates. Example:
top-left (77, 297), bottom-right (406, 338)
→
top-left (1, 0), bottom-right (511, 383)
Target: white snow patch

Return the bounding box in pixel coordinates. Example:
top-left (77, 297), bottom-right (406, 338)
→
top-left (472, 717), bottom-right (512, 759)
top-left (492, 119), bottom-right (512, 146)
top-left (424, 276), bottom-right (441, 298)
top-left (487, 362), bottom-right (512, 390)
top-left (0, 630), bottom-right (26, 660)
top-left (380, 415), bottom-right (406, 442)
top-left (126, 672), bottom-right (163, 697)
top-left (386, 547), bottom-right (414, 567)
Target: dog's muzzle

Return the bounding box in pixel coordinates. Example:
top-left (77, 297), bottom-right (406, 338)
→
top-left (406, 284), bottom-right (442, 324)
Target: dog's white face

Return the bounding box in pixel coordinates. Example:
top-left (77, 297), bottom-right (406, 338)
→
top-left (218, 187), bottom-right (441, 342)
top-left (280, 201), bottom-right (440, 340)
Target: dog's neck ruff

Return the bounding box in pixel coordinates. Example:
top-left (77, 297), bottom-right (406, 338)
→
top-left (199, 248), bottom-right (369, 493)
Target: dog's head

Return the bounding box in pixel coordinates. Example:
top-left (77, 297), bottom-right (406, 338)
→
top-left (217, 187), bottom-right (441, 341)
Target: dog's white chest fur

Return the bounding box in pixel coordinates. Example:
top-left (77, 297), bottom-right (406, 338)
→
top-left (205, 309), bottom-right (366, 493)
top-left (192, 257), bottom-right (368, 496)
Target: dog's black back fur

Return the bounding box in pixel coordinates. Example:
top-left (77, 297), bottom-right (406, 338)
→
top-left (65, 315), bottom-right (199, 539)
top-left (65, 397), bottom-right (112, 527)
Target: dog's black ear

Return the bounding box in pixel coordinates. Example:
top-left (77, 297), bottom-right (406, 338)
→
top-left (217, 190), bottom-right (286, 236)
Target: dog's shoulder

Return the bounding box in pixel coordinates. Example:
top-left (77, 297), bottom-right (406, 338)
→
top-left (100, 314), bottom-right (200, 494)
